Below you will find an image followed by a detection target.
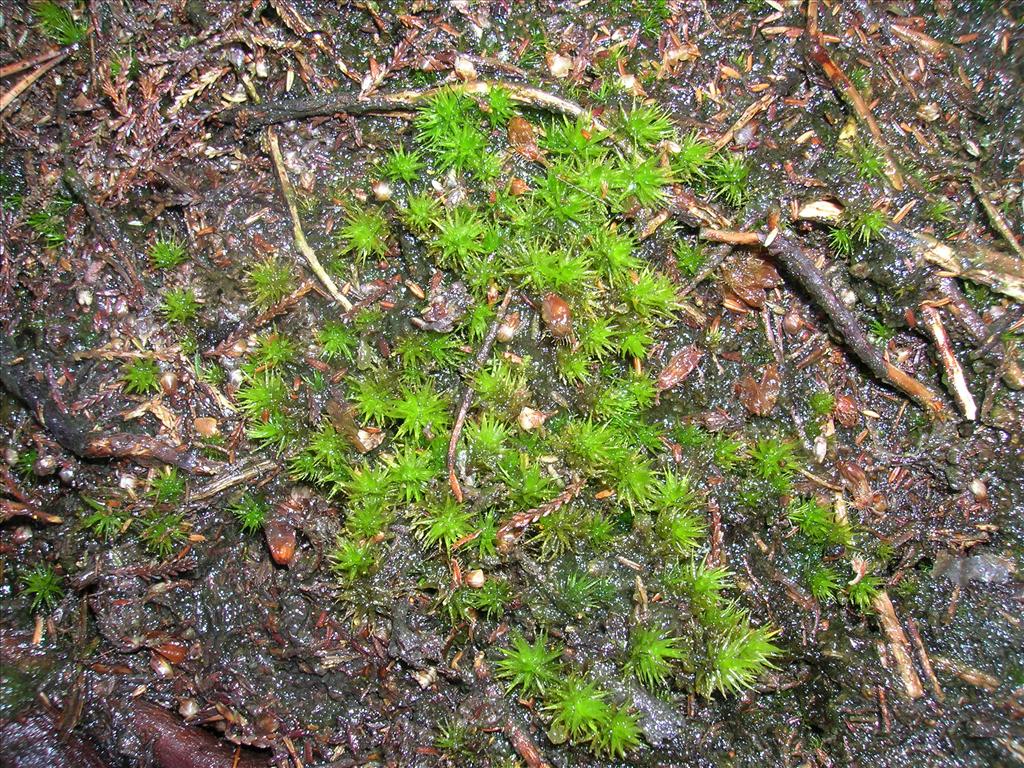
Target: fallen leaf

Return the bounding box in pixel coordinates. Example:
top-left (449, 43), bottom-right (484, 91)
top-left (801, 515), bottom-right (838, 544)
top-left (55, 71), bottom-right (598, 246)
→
top-left (735, 364), bottom-right (781, 416)
top-left (656, 346), bottom-right (703, 391)
top-left (721, 254), bottom-right (782, 309)
top-left (508, 116), bottom-right (542, 161)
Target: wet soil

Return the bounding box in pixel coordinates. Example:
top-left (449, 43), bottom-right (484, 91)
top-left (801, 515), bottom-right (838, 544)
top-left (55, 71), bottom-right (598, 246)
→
top-left (1, 1), bottom-right (1023, 767)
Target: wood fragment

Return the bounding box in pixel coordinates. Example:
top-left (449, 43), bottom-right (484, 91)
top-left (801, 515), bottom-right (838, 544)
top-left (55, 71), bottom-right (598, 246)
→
top-left (872, 591), bottom-right (924, 700)
top-left (266, 128), bottom-right (353, 310)
top-left (931, 655), bottom-right (1001, 691)
top-left (971, 176), bottom-right (1024, 258)
top-left (709, 93), bottom-right (774, 155)
top-left (905, 617), bottom-right (944, 702)
top-left (920, 305), bottom-right (976, 420)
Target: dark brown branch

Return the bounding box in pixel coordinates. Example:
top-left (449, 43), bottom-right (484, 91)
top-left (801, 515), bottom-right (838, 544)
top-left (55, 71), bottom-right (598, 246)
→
top-left (0, 341), bottom-right (220, 475)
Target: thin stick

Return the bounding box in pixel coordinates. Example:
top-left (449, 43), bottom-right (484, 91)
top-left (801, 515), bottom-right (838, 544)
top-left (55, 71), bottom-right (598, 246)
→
top-left (709, 93), bottom-right (775, 156)
top-left (920, 304), bottom-right (976, 420)
top-left (905, 617), bottom-right (944, 702)
top-left (872, 591), bottom-right (924, 700)
top-left (224, 79), bottom-right (614, 137)
top-left (0, 51), bottom-right (69, 113)
top-left (266, 127), bottom-right (353, 311)
top-left (971, 176), bottom-right (1024, 258)
top-left (805, 0), bottom-right (904, 190)
top-left (698, 228), bottom-right (950, 416)
top-left (0, 47), bottom-right (64, 79)
top-left (447, 289), bottom-right (513, 502)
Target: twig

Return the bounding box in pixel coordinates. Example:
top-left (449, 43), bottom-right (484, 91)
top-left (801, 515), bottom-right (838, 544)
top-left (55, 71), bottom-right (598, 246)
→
top-left (0, 50), bottom-right (69, 113)
top-left (266, 127), bottom-right (353, 310)
top-left (920, 305), bottom-right (976, 420)
top-left (223, 79), bottom-right (615, 140)
top-left (709, 94), bottom-right (775, 156)
top-left (698, 228), bottom-right (950, 416)
top-left (447, 289), bottom-right (513, 501)
top-left (805, 0), bottom-right (904, 190)
top-left (187, 458), bottom-right (279, 504)
top-left (971, 176), bottom-right (1024, 258)
top-left (872, 591), bottom-right (924, 700)
top-left (905, 617), bottom-right (944, 702)
top-left (206, 281), bottom-right (314, 357)
top-left (0, 47), bottom-right (65, 78)
top-left (496, 478), bottom-right (585, 552)
top-left (935, 276), bottom-right (1024, 389)
top-left (904, 229), bottom-right (1024, 303)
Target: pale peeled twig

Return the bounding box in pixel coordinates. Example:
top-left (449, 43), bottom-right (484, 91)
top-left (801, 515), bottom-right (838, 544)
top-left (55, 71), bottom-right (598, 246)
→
top-left (872, 591), bottom-right (924, 700)
top-left (920, 304), bottom-right (976, 420)
top-left (266, 127), bottom-right (353, 311)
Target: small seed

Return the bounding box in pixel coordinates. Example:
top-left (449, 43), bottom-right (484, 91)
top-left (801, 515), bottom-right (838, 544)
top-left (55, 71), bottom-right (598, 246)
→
top-left (465, 569), bottom-right (486, 589)
top-left (540, 293), bottom-right (573, 339)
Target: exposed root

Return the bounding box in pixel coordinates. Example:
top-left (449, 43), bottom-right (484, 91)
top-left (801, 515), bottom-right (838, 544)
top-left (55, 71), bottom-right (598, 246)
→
top-left (872, 591), bottom-right (924, 700)
top-left (971, 176), bottom-right (1024, 259)
top-left (0, 50), bottom-right (69, 113)
top-left (0, 341), bottom-right (220, 475)
top-left (266, 127), bottom-right (353, 310)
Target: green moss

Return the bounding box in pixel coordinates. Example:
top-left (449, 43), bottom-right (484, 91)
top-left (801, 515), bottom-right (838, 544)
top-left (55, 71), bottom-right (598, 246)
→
top-left (616, 102), bottom-right (675, 149)
top-left (245, 258), bottom-right (295, 309)
top-left (412, 495), bottom-right (472, 554)
top-left (672, 133), bottom-right (713, 181)
top-left (593, 705), bottom-right (643, 759)
top-left (160, 287), bottom-right (200, 324)
top-left (542, 675), bottom-right (611, 743)
top-left (808, 390), bottom-right (836, 417)
top-left (495, 632), bottom-right (562, 696)
top-left (149, 237), bottom-right (188, 269)
top-left (33, 2), bottom-right (87, 45)
top-left (20, 565), bottom-right (63, 612)
top-left (391, 383), bottom-right (450, 440)
top-left (847, 570), bottom-right (883, 613)
top-left (26, 195), bottom-right (72, 248)
top-left (806, 564), bottom-right (841, 602)
top-left (316, 321), bottom-right (357, 362)
top-left (787, 497), bottom-right (852, 547)
top-left (708, 153), bottom-right (751, 208)
top-left (697, 616), bottom-right (781, 698)
top-left (337, 208), bottom-right (390, 264)
top-left (147, 467), bottom-right (185, 504)
top-left (379, 145), bottom-right (424, 183)
top-left (229, 493), bottom-right (268, 534)
top-left (81, 495), bottom-right (128, 540)
top-left (245, 332), bottom-right (297, 373)
top-left (329, 536), bottom-right (377, 581)
top-left (120, 358), bottom-right (161, 395)
top-left (141, 510), bottom-right (188, 557)
top-left (626, 626), bottom-right (687, 688)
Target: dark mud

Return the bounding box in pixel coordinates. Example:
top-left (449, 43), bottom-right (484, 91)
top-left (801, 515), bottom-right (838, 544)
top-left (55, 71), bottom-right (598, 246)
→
top-left (1, 1), bottom-right (1023, 767)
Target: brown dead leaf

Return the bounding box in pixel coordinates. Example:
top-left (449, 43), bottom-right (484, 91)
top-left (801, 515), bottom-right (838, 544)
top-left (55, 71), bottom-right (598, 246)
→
top-left (508, 116), bottom-right (543, 161)
top-left (656, 346), bottom-right (703, 391)
top-left (721, 254), bottom-right (782, 309)
top-left (735, 364), bottom-right (781, 416)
